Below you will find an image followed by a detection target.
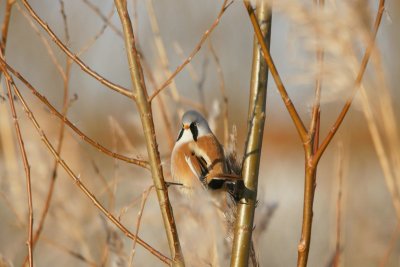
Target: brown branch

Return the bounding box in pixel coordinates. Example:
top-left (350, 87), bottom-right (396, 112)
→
top-left (149, 0), bottom-right (232, 102)
top-left (22, 4), bottom-right (73, 265)
top-left (313, 0), bottom-right (386, 165)
top-left (0, 59), bottom-right (150, 169)
top-left (114, 0), bottom-right (184, 265)
top-left (244, 0), bottom-right (308, 143)
top-left (0, 68), bottom-right (171, 265)
top-left (21, 0), bottom-right (134, 99)
top-left (1, 51), bottom-right (34, 267)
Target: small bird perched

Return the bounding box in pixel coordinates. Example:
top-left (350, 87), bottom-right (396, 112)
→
top-left (171, 110), bottom-right (241, 196)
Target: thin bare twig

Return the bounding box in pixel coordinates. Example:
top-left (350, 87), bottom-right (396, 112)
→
top-left (0, 67), bottom-right (171, 265)
top-left (77, 5), bottom-right (115, 56)
top-left (22, 3), bottom-right (73, 265)
top-left (129, 185), bottom-right (154, 267)
top-left (81, 0), bottom-right (123, 37)
top-left (15, 3), bottom-right (66, 81)
top-left (313, 0), bottom-right (386, 165)
top-left (141, 59), bottom-right (175, 150)
top-left (1, 51), bottom-right (34, 267)
top-left (114, 0), bottom-right (184, 265)
top-left (21, 0), bottom-right (134, 99)
top-left (149, 0), bottom-right (232, 102)
top-left (146, 0), bottom-right (181, 106)
top-left (172, 42), bottom-right (209, 114)
top-left (0, 59), bottom-right (150, 169)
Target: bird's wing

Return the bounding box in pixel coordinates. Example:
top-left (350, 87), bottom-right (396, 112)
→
top-left (184, 155), bottom-right (208, 187)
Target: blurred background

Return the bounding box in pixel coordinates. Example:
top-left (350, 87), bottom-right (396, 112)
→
top-left (0, 0), bottom-right (399, 266)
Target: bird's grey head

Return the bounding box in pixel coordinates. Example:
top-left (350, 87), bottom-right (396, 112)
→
top-left (176, 110), bottom-right (212, 143)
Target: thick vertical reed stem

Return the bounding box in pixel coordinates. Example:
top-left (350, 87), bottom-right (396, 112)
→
top-left (230, 1), bottom-right (271, 266)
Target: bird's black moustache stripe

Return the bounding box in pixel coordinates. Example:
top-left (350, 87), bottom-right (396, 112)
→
top-left (176, 128), bottom-right (184, 141)
top-left (190, 122), bottom-right (198, 142)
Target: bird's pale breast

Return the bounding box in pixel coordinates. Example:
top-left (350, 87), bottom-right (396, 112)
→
top-left (171, 134), bottom-right (226, 192)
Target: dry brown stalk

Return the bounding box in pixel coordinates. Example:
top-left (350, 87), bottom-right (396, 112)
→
top-left (0, 65), bottom-right (171, 265)
top-left (230, 1), bottom-right (271, 266)
top-left (332, 143), bottom-right (344, 267)
top-left (129, 185), bottom-right (154, 266)
top-left (141, 58), bottom-right (175, 150)
top-left (359, 84), bottom-right (400, 218)
top-left (146, 0), bottom-right (181, 106)
top-left (208, 39), bottom-right (229, 148)
top-left (149, 0), bottom-right (232, 102)
top-left (1, 59), bottom-right (150, 169)
top-left (172, 42), bottom-right (209, 114)
top-left (21, 0), bottom-right (134, 99)
top-left (1, 50), bottom-right (34, 267)
top-left (114, 0), bottom-right (184, 265)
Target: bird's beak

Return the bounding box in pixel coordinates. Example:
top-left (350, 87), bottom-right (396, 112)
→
top-left (183, 124), bottom-right (190, 130)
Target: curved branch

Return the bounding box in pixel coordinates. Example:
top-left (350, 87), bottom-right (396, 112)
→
top-left (1, 59), bottom-right (150, 169)
top-left (21, 0), bottom-right (134, 99)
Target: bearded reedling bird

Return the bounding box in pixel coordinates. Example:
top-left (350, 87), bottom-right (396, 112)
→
top-left (171, 110), bottom-right (241, 195)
